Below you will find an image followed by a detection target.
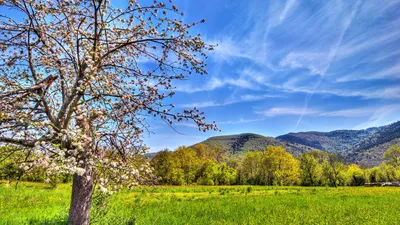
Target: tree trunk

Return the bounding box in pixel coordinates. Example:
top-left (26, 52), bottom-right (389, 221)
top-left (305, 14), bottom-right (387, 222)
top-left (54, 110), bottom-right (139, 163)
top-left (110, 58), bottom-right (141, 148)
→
top-left (68, 167), bottom-right (94, 225)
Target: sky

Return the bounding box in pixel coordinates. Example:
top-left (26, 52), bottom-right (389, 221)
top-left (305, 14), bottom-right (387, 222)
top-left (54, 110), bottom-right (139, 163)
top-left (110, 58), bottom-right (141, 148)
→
top-left (143, 0), bottom-right (400, 152)
top-left (2, 1), bottom-right (398, 152)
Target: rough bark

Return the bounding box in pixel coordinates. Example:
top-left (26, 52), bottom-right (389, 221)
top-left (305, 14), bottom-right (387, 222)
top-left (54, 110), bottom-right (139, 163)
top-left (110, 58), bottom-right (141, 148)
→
top-left (68, 167), bottom-right (94, 225)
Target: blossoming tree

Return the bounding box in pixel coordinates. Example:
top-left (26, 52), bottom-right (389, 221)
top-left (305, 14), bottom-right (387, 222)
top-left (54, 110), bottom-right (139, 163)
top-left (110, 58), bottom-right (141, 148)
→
top-left (0, 0), bottom-right (218, 224)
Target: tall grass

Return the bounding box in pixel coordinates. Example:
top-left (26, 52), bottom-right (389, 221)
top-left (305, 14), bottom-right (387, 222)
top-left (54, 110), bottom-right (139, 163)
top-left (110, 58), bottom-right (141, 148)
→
top-left (1, 182), bottom-right (400, 224)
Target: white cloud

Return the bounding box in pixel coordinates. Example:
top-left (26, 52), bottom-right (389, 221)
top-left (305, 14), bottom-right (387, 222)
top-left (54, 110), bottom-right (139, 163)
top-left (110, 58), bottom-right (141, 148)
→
top-left (280, 52), bottom-right (329, 75)
top-left (180, 93), bottom-right (278, 108)
top-left (367, 86), bottom-right (400, 99)
top-left (175, 76), bottom-right (257, 93)
top-left (219, 118), bottom-right (265, 125)
top-left (274, 76), bottom-right (400, 100)
top-left (254, 104), bottom-right (400, 124)
top-left (175, 123), bottom-right (199, 128)
top-left (336, 63), bottom-right (400, 82)
top-left (255, 107), bottom-right (319, 117)
top-left (354, 104), bottom-right (400, 129)
top-left (175, 77), bottom-right (256, 93)
top-left (240, 94), bottom-right (279, 101)
top-left (318, 108), bottom-right (374, 117)
top-left (175, 77), bottom-right (224, 93)
top-left (240, 68), bottom-right (271, 83)
top-left (337, 30), bottom-right (400, 60)
top-left (175, 66), bottom-right (276, 94)
top-left (180, 101), bottom-right (221, 108)
top-left (373, 49), bottom-right (400, 63)
top-left (279, 0), bottom-right (298, 24)
top-left (362, 64), bottom-right (400, 80)
top-left (209, 38), bottom-right (253, 62)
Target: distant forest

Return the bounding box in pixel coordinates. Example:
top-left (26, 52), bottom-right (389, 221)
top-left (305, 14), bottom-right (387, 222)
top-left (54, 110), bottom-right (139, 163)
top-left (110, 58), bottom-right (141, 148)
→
top-left (2, 144), bottom-right (400, 187)
top-left (149, 144), bottom-right (400, 187)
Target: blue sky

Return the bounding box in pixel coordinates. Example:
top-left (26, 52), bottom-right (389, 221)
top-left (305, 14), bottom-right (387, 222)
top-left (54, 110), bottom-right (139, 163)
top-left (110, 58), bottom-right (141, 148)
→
top-left (3, 1), bottom-right (397, 151)
top-left (144, 0), bottom-right (400, 152)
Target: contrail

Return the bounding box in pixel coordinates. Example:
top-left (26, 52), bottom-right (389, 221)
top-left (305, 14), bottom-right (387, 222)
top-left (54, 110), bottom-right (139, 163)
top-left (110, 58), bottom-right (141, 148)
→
top-left (295, 0), bottom-right (361, 129)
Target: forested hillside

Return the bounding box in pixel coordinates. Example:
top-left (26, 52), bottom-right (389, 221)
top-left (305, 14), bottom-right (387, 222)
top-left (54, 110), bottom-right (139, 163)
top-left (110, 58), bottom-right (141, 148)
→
top-left (192, 121), bottom-right (400, 166)
top-left (200, 133), bottom-right (313, 156)
top-left (347, 138), bottom-right (400, 166)
top-left (277, 128), bottom-right (381, 153)
top-left (346, 122), bottom-right (400, 166)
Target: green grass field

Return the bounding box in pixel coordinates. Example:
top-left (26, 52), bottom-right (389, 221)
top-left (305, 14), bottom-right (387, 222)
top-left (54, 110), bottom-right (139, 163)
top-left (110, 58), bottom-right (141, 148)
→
top-left (1, 182), bottom-right (400, 224)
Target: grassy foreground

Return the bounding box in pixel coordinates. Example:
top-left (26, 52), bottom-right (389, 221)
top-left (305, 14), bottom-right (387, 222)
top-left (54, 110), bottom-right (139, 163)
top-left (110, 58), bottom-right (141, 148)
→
top-left (1, 182), bottom-right (400, 224)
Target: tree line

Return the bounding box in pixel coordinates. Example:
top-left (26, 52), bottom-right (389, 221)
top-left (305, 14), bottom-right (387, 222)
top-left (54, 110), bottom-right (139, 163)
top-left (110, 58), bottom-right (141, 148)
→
top-left (150, 144), bottom-right (400, 186)
top-left (2, 144), bottom-right (400, 187)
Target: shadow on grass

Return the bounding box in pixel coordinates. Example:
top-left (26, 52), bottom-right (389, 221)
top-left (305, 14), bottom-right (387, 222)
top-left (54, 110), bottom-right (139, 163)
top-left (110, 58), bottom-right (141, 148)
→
top-left (27, 217), bottom-right (136, 225)
top-left (28, 217), bottom-right (68, 225)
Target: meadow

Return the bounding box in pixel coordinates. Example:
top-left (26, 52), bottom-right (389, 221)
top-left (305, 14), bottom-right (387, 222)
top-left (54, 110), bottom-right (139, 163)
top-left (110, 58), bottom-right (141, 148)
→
top-left (1, 182), bottom-right (400, 225)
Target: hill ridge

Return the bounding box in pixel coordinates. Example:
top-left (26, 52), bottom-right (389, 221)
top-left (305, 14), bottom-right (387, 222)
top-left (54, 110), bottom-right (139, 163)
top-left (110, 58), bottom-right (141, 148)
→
top-left (197, 121), bottom-right (400, 166)
top-left (147, 121), bottom-right (400, 166)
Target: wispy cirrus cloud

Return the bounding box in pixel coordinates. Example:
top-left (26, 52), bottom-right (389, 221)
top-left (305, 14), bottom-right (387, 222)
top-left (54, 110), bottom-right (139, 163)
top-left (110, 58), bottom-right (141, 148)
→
top-left (219, 118), bottom-right (266, 125)
top-left (240, 94), bottom-right (279, 101)
top-left (273, 76), bottom-right (400, 100)
top-left (354, 104), bottom-right (400, 129)
top-left (175, 76), bottom-right (256, 93)
top-left (367, 86), bottom-right (400, 100)
top-left (255, 107), bottom-right (320, 117)
top-left (336, 63), bottom-right (400, 82)
top-left (180, 101), bottom-right (222, 108)
top-left (208, 37), bottom-right (254, 62)
top-left (279, 52), bottom-right (329, 76)
top-left (180, 94), bottom-right (279, 108)
top-left (255, 104), bottom-right (400, 123)
top-left (279, 0), bottom-right (298, 24)
top-left (318, 108), bottom-right (375, 117)
top-left (180, 0), bottom-right (400, 103)
top-left (336, 28), bottom-right (400, 60)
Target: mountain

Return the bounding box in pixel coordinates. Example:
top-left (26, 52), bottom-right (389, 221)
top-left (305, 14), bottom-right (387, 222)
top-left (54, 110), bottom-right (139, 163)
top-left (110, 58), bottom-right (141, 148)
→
top-left (147, 121), bottom-right (400, 167)
top-left (200, 133), bottom-right (314, 157)
top-left (276, 128), bottom-right (382, 153)
top-left (197, 121), bottom-right (400, 166)
top-left (144, 152), bottom-right (157, 158)
top-left (277, 121), bottom-right (400, 166)
top-left (347, 137), bottom-right (400, 167)
top-left (346, 121), bottom-right (400, 166)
